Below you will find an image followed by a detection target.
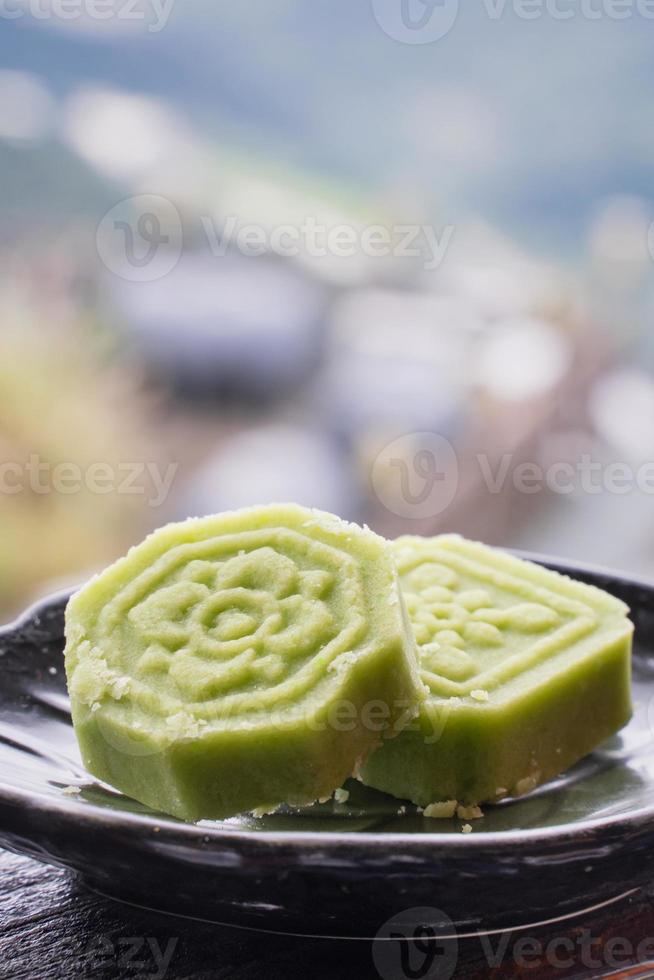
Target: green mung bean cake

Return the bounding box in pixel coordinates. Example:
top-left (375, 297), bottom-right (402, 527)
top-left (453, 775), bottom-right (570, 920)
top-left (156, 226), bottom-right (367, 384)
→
top-left (359, 534), bottom-right (634, 808)
top-left (65, 505), bottom-right (423, 821)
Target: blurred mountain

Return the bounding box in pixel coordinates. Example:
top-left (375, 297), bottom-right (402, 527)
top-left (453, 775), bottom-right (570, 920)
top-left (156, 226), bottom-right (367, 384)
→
top-left (0, 5), bottom-right (652, 255)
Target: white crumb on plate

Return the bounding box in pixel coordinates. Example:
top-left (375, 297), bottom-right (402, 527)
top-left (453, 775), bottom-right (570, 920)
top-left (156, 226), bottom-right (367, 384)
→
top-left (461, 823), bottom-right (473, 834)
top-left (48, 666), bottom-right (58, 675)
top-left (334, 788), bottom-right (350, 804)
top-left (62, 785), bottom-right (82, 796)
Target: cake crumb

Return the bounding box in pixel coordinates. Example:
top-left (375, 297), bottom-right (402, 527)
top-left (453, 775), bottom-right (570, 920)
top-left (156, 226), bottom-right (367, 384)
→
top-left (456, 804), bottom-right (483, 821)
top-left (62, 785), bottom-right (81, 796)
top-left (110, 676), bottom-right (130, 700)
top-left (251, 804), bottom-right (280, 817)
top-left (424, 800), bottom-right (457, 819)
top-left (495, 787), bottom-right (508, 797)
top-left (515, 773), bottom-right (540, 796)
top-left (461, 823), bottom-right (473, 834)
top-left (470, 689), bottom-right (489, 702)
top-left (48, 666), bottom-right (58, 675)
top-left (334, 788), bottom-right (350, 804)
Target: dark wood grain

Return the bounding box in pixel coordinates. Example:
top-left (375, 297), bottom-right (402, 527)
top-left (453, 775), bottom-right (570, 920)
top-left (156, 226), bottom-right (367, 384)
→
top-left (2, 849), bottom-right (654, 980)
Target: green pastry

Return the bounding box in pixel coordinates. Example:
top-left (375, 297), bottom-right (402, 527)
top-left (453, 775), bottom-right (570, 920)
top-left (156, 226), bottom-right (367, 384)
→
top-left (359, 534), bottom-right (634, 808)
top-left (65, 504), bottom-right (422, 821)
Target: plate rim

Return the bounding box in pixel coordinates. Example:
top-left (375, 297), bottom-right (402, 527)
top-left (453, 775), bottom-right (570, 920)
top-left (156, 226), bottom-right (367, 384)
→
top-left (1, 552), bottom-right (652, 852)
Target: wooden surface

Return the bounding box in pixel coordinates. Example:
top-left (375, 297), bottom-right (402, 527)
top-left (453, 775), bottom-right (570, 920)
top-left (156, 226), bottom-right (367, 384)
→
top-left (2, 848), bottom-right (654, 979)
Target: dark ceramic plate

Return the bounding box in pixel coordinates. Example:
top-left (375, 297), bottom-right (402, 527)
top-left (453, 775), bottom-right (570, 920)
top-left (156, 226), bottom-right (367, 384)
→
top-left (1, 555), bottom-right (654, 939)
